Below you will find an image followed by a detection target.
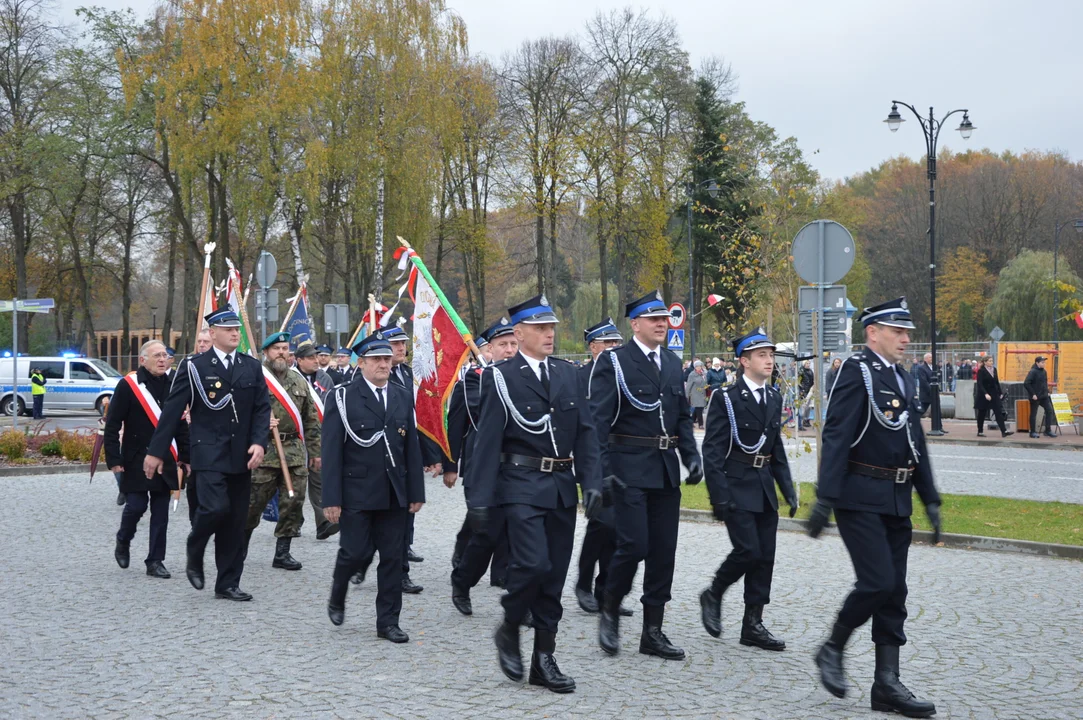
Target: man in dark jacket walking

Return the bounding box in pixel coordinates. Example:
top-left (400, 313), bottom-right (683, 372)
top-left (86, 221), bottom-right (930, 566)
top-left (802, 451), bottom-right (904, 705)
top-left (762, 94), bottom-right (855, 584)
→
top-left (1024, 356), bottom-right (1057, 438)
top-left (911, 353), bottom-right (934, 416)
top-left (106, 340), bottom-right (190, 578)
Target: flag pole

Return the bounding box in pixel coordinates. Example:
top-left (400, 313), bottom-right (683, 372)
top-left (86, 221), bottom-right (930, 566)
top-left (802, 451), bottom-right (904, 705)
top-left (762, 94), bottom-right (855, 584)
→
top-left (194, 242), bottom-right (217, 333)
top-left (397, 236), bottom-right (484, 362)
top-left (367, 294), bottom-right (377, 334)
top-left (279, 282), bottom-right (303, 334)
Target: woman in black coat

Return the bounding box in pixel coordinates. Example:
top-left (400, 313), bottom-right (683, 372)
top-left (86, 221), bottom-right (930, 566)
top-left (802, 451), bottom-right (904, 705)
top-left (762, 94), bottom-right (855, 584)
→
top-left (974, 356), bottom-right (1013, 438)
top-left (104, 341), bottom-right (190, 577)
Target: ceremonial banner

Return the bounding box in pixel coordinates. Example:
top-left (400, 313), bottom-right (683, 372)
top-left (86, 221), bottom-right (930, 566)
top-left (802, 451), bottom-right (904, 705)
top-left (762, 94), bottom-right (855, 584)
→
top-left (281, 284), bottom-right (315, 350)
top-left (224, 260), bottom-right (253, 356)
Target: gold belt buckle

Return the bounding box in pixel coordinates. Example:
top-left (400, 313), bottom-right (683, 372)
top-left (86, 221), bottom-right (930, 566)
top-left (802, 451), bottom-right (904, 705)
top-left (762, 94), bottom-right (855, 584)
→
top-left (540, 457), bottom-right (555, 472)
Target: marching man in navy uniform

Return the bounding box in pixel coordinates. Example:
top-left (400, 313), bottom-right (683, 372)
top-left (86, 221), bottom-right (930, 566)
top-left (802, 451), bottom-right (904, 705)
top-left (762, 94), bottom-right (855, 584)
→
top-left (808, 297), bottom-right (941, 718)
top-left (323, 331), bottom-right (425, 644)
top-left (699, 328), bottom-right (796, 649)
top-left (590, 291), bottom-right (703, 660)
top-left (447, 318), bottom-right (518, 614)
top-left (145, 309), bottom-right (271, 601)
top-left (574, 318), bottom-right (628, 615)
top-left (469, 295), bottom-right (603, 693)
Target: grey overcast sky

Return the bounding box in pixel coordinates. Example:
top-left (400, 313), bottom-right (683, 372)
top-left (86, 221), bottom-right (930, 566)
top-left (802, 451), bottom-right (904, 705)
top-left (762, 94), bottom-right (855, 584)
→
top-left (59, 0), bottom-right (1083, 182)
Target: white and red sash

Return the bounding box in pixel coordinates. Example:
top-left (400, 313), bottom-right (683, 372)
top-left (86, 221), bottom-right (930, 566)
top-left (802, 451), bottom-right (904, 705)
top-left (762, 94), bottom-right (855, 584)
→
top-left (124, 373), bottom-right (178, 461)
top-left (263, 365), bottom-right (304, 436)
top-left (291, 367), bottom-right (324, 422)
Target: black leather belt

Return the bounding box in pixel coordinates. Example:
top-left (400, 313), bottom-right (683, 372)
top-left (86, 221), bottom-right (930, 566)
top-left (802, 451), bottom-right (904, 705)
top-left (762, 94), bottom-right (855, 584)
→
top-left (849, 461), bottom-right (913, 483)
top-left (728, 451), bottom-right (772, 469)
top-left (278, 431), bottom-right (299, 442)
top-left (500, 453), bottom-right (573, 472)
top-left (610, 433), bottom-right (678, 450)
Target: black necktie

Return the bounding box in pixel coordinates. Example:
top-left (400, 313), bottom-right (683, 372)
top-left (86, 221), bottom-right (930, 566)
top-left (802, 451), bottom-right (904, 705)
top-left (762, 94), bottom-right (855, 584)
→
top-left (647, 351), bottom-right (660, 380)
top-left (539, 361), bottom-right (550, 395)
top-left (376, 386), bottom-right (385, 411)
top-left (756, 388), bottom-right (765, 406)
top-left (224, 354), bottom-right (232, 373)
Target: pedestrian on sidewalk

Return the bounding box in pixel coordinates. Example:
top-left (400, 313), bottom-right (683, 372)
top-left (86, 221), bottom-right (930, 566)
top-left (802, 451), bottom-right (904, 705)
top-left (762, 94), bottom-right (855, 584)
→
top-left (1024, 356), bottom-right (1057, 439)
top-left (974, 357), bottom-right (1013, 438)
top-left (686, 360), bottom-right (707, 429)
top-left (797, 360), bottom-right (815, 430)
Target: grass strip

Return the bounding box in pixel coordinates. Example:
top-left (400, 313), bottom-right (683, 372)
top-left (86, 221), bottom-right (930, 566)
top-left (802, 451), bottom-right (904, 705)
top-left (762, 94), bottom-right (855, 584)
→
top-left (680, 482), bottom-right (1083, 547)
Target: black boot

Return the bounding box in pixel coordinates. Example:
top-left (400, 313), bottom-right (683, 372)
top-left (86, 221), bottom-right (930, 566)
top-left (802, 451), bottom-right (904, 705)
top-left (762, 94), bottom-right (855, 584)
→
top-left (598, 593), bottom-right (621, 656)
top-left (272, 537), bottom-right (302, 570)
top-left (871, 645), bottom-right (936, 718)
top-left (528, 629), bottom-right (576, 693)
top-left (328, 575), bottom-right (348, 626)
top-left (700, 588), bottom-right (722, 638)
top-left (114, 539), bottom-right (130, 569)
top-left (815, 622), bottom-right (853, 698)
top-left (740, 604), bottom-right (786, 651)
top-left (494, 620), bottom-right (523, 681)
top-left (639, 604), bottom-right (685, 660)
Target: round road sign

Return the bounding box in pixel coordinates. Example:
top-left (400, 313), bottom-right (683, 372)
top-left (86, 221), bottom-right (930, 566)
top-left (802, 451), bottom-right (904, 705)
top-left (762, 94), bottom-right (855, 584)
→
top-left (668, 303), bottom-right (686, 329)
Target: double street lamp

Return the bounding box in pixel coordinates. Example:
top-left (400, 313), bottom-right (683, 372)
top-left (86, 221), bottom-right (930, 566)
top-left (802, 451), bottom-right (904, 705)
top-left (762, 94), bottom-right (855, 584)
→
top-left (884, 101), bottom-right (975, 435)
top-left (686, 178), bottom-right (719, 363)
top-left (1053, 218), bottom-right (1083, 342)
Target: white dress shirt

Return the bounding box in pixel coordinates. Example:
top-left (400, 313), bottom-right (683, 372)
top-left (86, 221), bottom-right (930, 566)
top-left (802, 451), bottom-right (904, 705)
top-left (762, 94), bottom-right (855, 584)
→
top-left (364, 376), bottom-right (388, 410)
top-left (212, 345), bottom-right (236, 368)
top-left (742, 374), bottom-right (767, 405)
top-left (632, 336), bottom-right (662, 370)
top-left (520, 352), bottom-right (549, 382)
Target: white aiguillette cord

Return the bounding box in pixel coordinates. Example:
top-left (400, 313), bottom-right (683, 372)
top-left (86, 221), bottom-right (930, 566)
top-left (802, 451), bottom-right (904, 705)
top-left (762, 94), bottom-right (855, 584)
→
top-left (335, 386), bottom-right (395, 466)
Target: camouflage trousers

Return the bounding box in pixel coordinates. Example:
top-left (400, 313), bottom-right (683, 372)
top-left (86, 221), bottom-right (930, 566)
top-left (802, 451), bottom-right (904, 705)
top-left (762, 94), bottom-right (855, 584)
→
top-left (247, 466), bottom-right (309, 538)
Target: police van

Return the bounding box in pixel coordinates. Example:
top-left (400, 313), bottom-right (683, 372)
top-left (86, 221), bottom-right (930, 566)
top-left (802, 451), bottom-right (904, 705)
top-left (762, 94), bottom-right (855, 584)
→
top-left (0, 355), bottom-right (122, 416)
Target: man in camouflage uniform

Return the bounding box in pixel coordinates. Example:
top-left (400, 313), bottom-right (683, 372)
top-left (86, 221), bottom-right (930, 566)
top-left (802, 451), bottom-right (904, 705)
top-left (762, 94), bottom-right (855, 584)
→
top-left (245, 332), bottom-right (322, 571)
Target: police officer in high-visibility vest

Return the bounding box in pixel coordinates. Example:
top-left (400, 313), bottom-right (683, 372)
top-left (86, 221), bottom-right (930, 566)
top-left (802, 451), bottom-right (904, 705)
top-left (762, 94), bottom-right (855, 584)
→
top-left (807, 297), bottom-right (941, 718)
top-left (30, 367), bottom-right (46, 419)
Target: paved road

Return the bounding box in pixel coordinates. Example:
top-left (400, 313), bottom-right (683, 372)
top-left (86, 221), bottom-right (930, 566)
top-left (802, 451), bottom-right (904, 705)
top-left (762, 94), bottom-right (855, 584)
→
top-left (2, 472), bottom-right (1080, 719)
top-left (0, 410), bottom-right (102, 433)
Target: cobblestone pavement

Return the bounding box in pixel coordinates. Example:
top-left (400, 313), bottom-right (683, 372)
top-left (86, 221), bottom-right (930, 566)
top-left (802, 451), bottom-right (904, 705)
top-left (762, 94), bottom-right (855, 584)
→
top-left (2, 473), bottom-right (1081, 719)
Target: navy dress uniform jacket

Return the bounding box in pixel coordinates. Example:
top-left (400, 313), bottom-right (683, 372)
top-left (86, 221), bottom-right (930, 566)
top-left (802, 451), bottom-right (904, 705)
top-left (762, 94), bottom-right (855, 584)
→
top-left (444, 367), bottom-right (483, 482)
top-left (469, 353), bottom-right (602, 510)
top-left (321, 379), bottom-right (425, 512)
top-left (150, 352), bottom-right (270, 474)
top-left (588, 344), bottom-right (699, 487)
top-left (702, 377), bottom-right (794, 513)
top-left (818, 349), bottom-right (940, 516)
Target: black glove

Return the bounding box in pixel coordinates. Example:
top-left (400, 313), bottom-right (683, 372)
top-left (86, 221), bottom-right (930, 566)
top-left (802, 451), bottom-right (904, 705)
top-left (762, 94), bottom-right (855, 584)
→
top-left (787, 496), bottom-right (798, 519)
top-left (601, 474), bottom-right (625, 506)
top-left (685, 458), bottom-right (703, 486)
top-left (711, 498), bottom-right (735, 522)
top-left (583, 489), bottom-right (603, 520)
top-left (466, 507), bottom-right (489, 534)
top-left (806, 501), bottom-right (833, 538)
top-left (926, 502), bottom-right (942, 545)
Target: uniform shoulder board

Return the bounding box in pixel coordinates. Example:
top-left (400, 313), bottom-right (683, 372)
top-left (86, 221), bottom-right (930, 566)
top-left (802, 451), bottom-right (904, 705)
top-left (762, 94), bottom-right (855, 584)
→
top-left (491, 357), bottom-right (512, 367)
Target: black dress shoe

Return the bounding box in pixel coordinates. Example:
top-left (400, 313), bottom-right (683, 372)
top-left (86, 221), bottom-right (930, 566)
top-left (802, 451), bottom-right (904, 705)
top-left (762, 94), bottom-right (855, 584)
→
top-left (401, 574), bottom-right (423, 594)
top-left (494, 621), bottom-right (523, 681)
top-left (316, 522), bottom-right (340, 540)
top-left (576, 586), bottom-right (599, 614)
top-left (215, 587), bottom-right (253, 601)
top-left (739, 604), bottom-right (785, 651)
top-left (116, 492), bottom-right (126, 506)
top-left (871, 645), bottom-right (936, 717)
top-left (328, 601), bottom-right (344, 626)
top-left (114, 540), bottom-right (130, 569)
top-left (407, 548), bottom-right (424, 563)
top-left (145, 561), bottom-right (171, 579)
top-left (452, 582), bottom-right (473, 616)
top-left (529, 652), bottom-right (576, 693)
top-left (700, 588), bottom-right (722, 638)
top-left (186, 548), bottom-right (205, 590)
top-left (976, 432), bottom-right (986, 437)
top-left (378, 625), bottom-right (409, 643)
top-left (350, 569), bottom-right (366, 585)
top-left (815, 623), bottom-right (853, 699)
top-left (1002, 430), bottom-right (1014, 437)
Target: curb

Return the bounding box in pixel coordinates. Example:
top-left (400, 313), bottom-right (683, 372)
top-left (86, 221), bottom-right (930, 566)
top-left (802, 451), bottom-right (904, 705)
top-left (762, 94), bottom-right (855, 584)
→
top-left (925, 436), bottom-right (1083, 452)
top-left (0, 463), bottom-right (92, 478)
top-left (678, 508), bottom-right (1083, 561)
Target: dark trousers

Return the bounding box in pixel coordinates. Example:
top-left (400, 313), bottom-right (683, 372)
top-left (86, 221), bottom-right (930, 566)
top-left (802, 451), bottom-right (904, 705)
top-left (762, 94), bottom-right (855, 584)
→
top-left (308, 467), bottom-right (329, 529)
top-left (117, 490), bottom-right (170, 564)
top-left (32, 394), bottom-right (44, 418)
top-left (333, 506), bottom-right (407, 629)
top-left (453, 516), bottom-right (472, 565)
top-left (452, 507), bottom-right (509, 589)
top-left (605, 484), bottom-right (681, 607)
top-left (977, 402), bottom-right (1007, 434)
top-left (577, 516), bottom-right (616, 603)
top-left (188, 470), bottom-right (251, 593)
top-left (834, 509), bottom-right (912, 646)
top-left (1029, 396), bottom-right (1056, 433)
top-left (186, 471), bottom-right (199, 526)
top-left (691, 406), bottom-right (704, 427)
top-left (503, 503), bottom-right (576, 634)
top-left (710, 508), bottom-right (778, 605)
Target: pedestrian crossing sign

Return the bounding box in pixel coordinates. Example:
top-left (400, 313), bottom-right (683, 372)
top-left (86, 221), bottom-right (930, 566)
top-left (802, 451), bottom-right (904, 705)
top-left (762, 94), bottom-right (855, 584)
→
top-left (667, 329), bottom-right (684, 351)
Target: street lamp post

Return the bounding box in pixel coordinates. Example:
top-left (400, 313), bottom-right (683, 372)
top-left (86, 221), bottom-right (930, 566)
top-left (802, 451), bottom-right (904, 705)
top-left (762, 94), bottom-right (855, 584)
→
top-left (686, 178), bottom-right (719, 363)
top-left (1052, 218), bottom-right (1083, 342)
top-left (151, 306), bottom-right (158, 340)
top-left (884, 102), bottom-right (975, 436)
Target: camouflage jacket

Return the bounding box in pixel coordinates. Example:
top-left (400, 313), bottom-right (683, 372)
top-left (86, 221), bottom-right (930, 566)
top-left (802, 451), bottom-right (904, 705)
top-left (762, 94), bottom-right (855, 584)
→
top-left (262, 363), bottom-right (321, 469)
